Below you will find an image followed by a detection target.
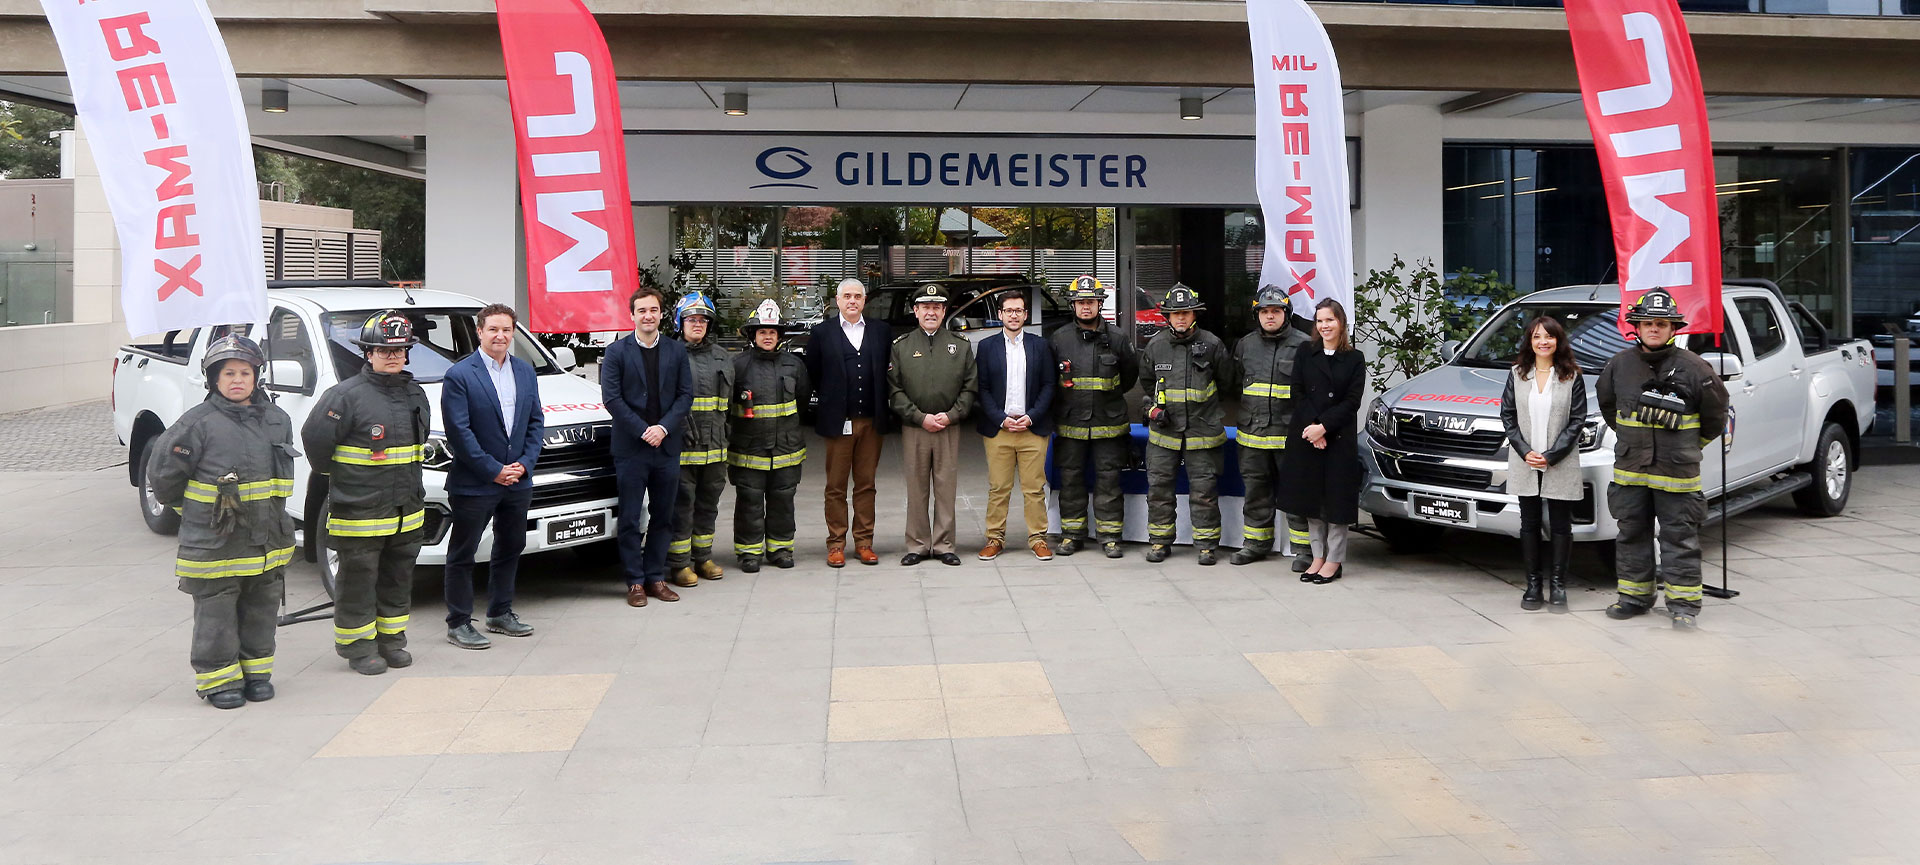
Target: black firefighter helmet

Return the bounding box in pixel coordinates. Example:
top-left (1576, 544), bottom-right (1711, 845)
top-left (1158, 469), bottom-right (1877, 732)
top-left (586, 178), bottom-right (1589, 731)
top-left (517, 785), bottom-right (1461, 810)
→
top-left (1161, 283), bottom-right (1205, 313)
top-left (1625, 287), bottom-right (1687, 326)
top-left (354, 310), bottom-right (419, 349)
top-left (202, 333), bottom-right (265, 378)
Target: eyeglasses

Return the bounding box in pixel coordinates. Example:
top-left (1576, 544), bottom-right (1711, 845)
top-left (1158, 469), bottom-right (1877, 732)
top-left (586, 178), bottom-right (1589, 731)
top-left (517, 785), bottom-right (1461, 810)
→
top-left (369, 347), bottom-right (409, 358)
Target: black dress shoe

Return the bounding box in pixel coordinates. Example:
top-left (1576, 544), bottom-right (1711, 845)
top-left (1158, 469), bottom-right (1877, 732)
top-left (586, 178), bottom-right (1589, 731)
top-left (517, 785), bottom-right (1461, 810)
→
top-left (900, 552), bottom-right (924, 566)
top-left (938, 553), bottom-right (963, 566)
top-left (1300, 571), bottom-right (1318, 582)
top-left (1309, 565), bottom-right (1343, 584)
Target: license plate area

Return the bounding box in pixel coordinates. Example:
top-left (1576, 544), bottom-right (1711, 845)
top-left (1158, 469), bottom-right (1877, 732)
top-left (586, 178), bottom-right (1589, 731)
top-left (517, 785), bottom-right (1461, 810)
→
top-left (543, 510), bottom-right (609, 547)
top-left (1409, 493), bottom-right (1476, 527)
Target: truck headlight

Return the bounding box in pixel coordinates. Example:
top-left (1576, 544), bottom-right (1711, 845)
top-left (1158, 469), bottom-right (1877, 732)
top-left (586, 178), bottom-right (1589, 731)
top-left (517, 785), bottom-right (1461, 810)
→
top-left (1577, 417), bottom-right (1605, 451)
top-left (1365, 398), bottom-right (1394, 442)
top-left (422, 432), bottom-right (453, 471)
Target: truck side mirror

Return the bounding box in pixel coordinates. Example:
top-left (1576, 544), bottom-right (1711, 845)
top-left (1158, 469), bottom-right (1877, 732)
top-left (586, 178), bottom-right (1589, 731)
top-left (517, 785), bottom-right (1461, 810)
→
top-left (550, 346), bottom-right (577, 371)
top-left (1699, 352), bottom-right (1744, 382)
top-left (1441, 340), bottom-right (1462, 363)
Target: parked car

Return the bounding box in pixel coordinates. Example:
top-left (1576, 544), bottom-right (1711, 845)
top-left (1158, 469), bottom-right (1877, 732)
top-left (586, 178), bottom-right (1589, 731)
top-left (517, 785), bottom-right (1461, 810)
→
top-left (113, 280), bottom-right (621, 597)
top-left (1360, 279), bottom-right (1876, 554)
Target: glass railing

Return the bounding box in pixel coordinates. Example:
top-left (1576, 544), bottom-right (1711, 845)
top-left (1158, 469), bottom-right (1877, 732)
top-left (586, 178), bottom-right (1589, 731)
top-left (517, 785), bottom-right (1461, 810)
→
top-left (1336, 0), bottom-right (1918, 15)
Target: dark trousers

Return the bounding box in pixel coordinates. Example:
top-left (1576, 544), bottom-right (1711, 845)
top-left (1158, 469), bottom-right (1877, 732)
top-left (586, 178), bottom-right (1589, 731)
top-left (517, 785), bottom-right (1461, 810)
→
top-left (1054, 435), bottom-right (1128, 542)
top-left (1146, 444), bottom-right (1223, 548)
top-left (731, 464), bottom-right (802, 557)
top-left (1609, 482), bottom-right (1706, 616)
top-left (182, 568), bottom-right (282, 695)
top-left (333, 529), bottom-right (424, 659)
top-left (615, 448), bottom-right (680, 586)
top-left (1518, 495), bottom-right (1573, 538)
top-left (1240, 443), bottom-right (1308, 553)
top-left (669, 461), bottom-right (728, 568)
top-left (443, 486), bottom-right (533, 628)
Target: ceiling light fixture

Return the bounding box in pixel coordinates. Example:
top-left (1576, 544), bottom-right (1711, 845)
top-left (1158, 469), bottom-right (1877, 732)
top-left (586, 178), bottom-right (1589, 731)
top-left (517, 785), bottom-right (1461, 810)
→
top-left (724, 90), bottom-right (748, 116)
top-left (262, 79), bottom-right (289, 114)
top-left (1179, 95), bottom-right (1203, 121)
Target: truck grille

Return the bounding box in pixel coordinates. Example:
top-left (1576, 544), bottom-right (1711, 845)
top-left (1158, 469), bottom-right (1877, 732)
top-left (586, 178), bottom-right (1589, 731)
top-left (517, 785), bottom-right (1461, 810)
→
top-left (530, 475), bottom-right (619, 510)
top-left (1378, 456), bottom-right (1496, 491)
top-left (536, 425), bottom-right (614, 474)
top-left (1393, 415), bottom-right (1508, 458)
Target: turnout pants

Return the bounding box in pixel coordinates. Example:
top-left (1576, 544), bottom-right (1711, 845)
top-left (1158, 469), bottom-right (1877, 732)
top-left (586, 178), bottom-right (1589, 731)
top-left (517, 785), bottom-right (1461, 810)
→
top-left (670, 461), bottom-right (728, 568)
top-left (1145, 443), bottom-right (1223, 549)
top-left (731, 464), bottom-right (801, 558)
top-left (1239, 443), bottom-right (1308, 554)
top-left (333, 529), bottom-right (423, 660)
top-left (1054, 435), bottom-right (1127, 542)
top-left (901, 424), bottom-right (961, 556)
top-left (1608, 482), bottom-right (1707, 616)
top-left (182, 568), bottom-right (282, 695)
top-left (615, 448), bottom-right (680, 586)
top-left (444, 487), bottom-right (532, 628)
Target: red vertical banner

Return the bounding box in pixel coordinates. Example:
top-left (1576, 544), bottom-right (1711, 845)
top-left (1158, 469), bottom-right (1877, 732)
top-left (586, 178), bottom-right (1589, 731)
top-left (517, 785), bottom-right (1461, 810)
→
top-left (1565, 0), bottom-right (1723, 338)
top-left (496, 0), bottom-right (636, 333)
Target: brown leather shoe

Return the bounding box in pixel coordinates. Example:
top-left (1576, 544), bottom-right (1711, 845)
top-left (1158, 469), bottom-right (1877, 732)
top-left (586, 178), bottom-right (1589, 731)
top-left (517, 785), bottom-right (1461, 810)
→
top-left (626, 584), bottom-right (648, 607)
top-left (855, 547), bottom-right (880, 565)
top-left (827, 548), bottom-right (846, 568)
top-left (1031, 539), bottom-right (1054, 561)
top-left (978, 540), bottom-right (1004, 561)
top-left (645, 582), bottom-right (681, 602)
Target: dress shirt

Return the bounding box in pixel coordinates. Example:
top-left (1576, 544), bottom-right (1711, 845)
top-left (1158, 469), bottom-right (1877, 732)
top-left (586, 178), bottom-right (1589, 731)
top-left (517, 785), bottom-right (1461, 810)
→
top-left (840, 314), bottom-right (866, 352)
top-left (482, 350), bottom-right (516, 433)
top-left (1003, 329), bottom-right (1028, 419)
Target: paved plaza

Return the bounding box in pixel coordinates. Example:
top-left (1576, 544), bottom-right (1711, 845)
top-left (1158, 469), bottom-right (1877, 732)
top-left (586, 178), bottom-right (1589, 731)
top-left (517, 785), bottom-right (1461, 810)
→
top-left (2, 407), bottom-right (1919, 864)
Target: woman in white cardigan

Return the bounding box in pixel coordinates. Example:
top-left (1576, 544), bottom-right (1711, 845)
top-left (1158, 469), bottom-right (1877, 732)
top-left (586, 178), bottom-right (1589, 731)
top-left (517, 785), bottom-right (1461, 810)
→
top-left (1499, 316), bottom-right (1588, 612)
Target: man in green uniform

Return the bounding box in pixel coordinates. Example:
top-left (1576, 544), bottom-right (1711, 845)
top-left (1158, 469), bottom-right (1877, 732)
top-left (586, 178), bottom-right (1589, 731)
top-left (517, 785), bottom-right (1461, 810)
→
top-left (730, 300), bottom-right (811, 572)
top-left (888, 284), bottom-right (977, 566)
top-left (668, 291), bottom-right (733, 587)
top-left (1597, 287), bottom-right (1730, 630)
top-left (303, 310), bottom-right (432, 675)
top-left (1047, 275), bottom-right (1138, 559)
top-left (1231, 285), bottom-right (1314, 568)
top-left (1139, 284), bottom-right (1235, 566)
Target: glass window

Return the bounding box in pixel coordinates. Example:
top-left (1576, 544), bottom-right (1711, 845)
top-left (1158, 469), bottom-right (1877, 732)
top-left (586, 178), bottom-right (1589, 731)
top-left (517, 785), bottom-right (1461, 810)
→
top-left (1849, 149), bottom-right (1920, 339)
top-left (1715, 151), bottom-right (1842, 334)
top-left (322, 309), bottom-right (556, 383)
top-left (1734, 297), bottom-right (1787, 358)
top-left (263, 307), bottom-right (316, 393)
top-left (1443, 146), bottom-right (1613, 295)
top-left (1456, 302), bottom-right (1625, 375)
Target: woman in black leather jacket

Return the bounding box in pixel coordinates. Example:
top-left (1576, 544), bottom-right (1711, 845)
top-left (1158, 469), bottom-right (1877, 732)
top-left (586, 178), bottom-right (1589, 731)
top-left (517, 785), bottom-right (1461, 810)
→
top-left (1499, 315), bottom-right (1588, 612)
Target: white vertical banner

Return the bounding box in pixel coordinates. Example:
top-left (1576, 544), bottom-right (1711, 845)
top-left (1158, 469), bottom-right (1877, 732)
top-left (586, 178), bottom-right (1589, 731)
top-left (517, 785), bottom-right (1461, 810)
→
top-left (39, 0), bottom-right (266, 335)
top-left (1247, 0), bottom-right (1353, 317)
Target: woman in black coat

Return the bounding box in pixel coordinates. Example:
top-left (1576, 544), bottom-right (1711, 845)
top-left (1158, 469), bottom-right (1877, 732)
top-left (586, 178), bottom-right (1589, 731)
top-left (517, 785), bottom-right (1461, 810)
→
top-left (1275, 298), bottom-right (1367, 584)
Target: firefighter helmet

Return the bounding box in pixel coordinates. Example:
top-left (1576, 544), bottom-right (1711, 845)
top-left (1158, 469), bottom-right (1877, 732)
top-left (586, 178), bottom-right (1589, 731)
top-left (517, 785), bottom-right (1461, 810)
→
top-left (1161, 283), bottom-right (1205, 313)
top-left (740, 299), bottom-right (787, 338)
top-left (202, 333), bottom-right (265, 377)
top-left (1067, 275), bottom-right (1107, 303)
top-left (1252, 284), bottom-right (1292, 313)
top-left (910, 283), bottom-right (949, 305)
top-left (674, 291), bottom-right (718, 332)
top-left (1625, 287), bottom-right (1687, 325)
top-left (353, 310), bottom-right (418, 349)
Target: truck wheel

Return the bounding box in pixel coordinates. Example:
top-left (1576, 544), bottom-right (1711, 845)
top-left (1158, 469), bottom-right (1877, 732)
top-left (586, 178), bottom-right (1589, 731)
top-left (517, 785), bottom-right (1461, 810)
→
top-left (134, 439), bottom-right (180, 536)
top-left (1792, 422), bottom-right (1851, 517)
top-left (1373, 515), bottom-right (1444, 553)
top-left (316, 497), bottom-right (342, 601)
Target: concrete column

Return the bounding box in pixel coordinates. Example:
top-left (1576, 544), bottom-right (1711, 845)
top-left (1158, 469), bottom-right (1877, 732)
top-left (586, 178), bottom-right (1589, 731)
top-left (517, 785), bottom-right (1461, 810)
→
top-left (632, 206), bottom-right (672, 285)
top-left (66, 124), bottom-right (120, 330)
top-left (1356, 104), bottom-right (1444, 279)
top-left (425, 94), bottom-right (519, 306)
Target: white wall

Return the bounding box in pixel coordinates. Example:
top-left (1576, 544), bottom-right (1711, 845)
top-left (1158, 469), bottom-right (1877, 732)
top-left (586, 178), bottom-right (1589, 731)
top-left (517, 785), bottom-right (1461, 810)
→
top-left (424, 94), bottom-right (518, 304)
top-left (1356, 103), bottom-right (1444, 279)
top-left (633, 206), bottom-right (672, 285)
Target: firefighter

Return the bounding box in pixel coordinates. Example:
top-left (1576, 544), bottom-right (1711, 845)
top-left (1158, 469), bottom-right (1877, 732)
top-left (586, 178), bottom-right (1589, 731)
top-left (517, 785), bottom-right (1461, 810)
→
top-left (1231, 285), bottom-right (1314, 567)
top-left (730, 300), bottom-right (811, 573)
top-left (303, 310), bottom-right (433, 675)
top-left (1047, 275), bottom-right (1138, 559)
top-left (1597, 287), bottom-right (1730, 630)
top-left (1139, 283), bottom-right (1236, 565)
top-left (146, 334), bottom-right (295, 709)
top-left (668, 291), bottom-right (734, 587)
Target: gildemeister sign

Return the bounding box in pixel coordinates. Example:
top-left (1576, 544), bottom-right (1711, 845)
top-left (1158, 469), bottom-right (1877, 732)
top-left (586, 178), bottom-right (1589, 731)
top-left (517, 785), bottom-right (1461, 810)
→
top-left (625, 133), bottom-right (1259, 206)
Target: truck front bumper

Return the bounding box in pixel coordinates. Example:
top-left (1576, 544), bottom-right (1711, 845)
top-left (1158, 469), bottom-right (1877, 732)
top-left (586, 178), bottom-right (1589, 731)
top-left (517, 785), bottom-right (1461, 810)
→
top-left (1360, 436), bottom-right (1622, 542)
top-left (413, 470), bottom-right (620, 566)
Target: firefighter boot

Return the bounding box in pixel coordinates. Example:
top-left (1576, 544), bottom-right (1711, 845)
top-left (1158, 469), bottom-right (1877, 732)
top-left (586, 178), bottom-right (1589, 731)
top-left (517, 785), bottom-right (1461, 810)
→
top-left (1197, 547), bottom-right (1217, 566)
top-left (696, 560), bottom-right (725, 581)
top-left (1056, 537), bottom-right (1079, 557)
top-left (1548, 534), bottom-right (1571, 613)
top-left (670, 567), bottom-right (698, 588)
top-left (350, 655), bottom-right (389, 676)
top-left (739, 555), bottom-right (762, 574)
top-left (1520, 532), bottom-right (1545, 611)
top-left (206, 689), bottom-right (245, 710)
top-left (769, 549), bottom-right (796, 569)
top-left (1230, 543), bottom-right (1269, 566)
top-left (1145, 544), bottom-right (1170, 563)
top-left (1104, 541), bottom-right (1123, 559)
top-left (380, 646), bottom-right (413, 669)
top-left (243, 680), bottom-right (275, 702)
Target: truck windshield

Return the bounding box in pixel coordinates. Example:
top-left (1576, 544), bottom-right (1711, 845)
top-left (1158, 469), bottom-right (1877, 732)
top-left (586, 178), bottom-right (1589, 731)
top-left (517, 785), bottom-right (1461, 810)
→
top-left (322, 309), bottom-right (558, 383)
top-left (1456, 301), bottom-right (1734, 375)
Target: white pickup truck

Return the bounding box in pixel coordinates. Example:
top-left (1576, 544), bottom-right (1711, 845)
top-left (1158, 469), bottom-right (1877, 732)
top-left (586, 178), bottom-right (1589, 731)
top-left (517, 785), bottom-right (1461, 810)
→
top-left (112, 280), bottom-right (621, 595)
top-left (1360, 279), bottom-right (1877, 554)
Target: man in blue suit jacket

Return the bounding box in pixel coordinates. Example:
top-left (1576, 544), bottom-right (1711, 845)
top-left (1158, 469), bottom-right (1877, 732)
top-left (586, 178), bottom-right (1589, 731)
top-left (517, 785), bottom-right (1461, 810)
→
top-left (601, 286), bottom-right (695, 607)
top-left (974, 290), bottom-right (1058, 562)
top-left (440, 303), bottom-right (545, 649)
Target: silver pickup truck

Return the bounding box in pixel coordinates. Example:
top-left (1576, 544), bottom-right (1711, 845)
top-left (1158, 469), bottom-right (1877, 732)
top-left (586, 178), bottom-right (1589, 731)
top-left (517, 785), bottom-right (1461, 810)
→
top-left (1361, 279), bottom-right (1877, 554)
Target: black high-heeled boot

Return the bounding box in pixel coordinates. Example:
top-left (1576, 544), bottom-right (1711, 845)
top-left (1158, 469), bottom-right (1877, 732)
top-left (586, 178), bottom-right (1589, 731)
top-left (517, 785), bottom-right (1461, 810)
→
top-left (1547, 533), bottom-right (1571, 612)
top-left (1520, 531), bottom-right (1544, 611)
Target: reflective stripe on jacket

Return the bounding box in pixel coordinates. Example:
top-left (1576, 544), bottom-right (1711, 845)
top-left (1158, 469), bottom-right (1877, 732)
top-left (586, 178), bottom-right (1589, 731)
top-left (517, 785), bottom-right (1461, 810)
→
top-left (730, 347), bottom-right (811, 470)
top-left (1596, 342), bottom-right (1730, 491)
top-left (1047, 321), bottom-right (1138, 441)
top-left (1233, 323), bottom-right (1313, 449)
top-left (301, 369), bottom-right (431, 535)
top-left (681, 338), bottom-right (735, 466)
top-left (147, 391), bottom-right (299, 578)
top-left (1140, 326), bottom-right (1234, 450)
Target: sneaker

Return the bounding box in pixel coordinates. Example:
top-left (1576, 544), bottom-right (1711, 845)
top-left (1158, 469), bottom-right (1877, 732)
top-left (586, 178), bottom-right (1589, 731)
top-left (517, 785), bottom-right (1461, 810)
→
top-left (670, 567), bottom-right (698, 587)
top-left (1605, 602), bottom-right (1649, 620)
top-left (349, 655), bottom-right (388, 676)
top-left (1145, 544), bottom-right (1170, 563)
top-left (242, 680), bottom-right (274, 702)
top-left (380, 647), bottom-right (413, 669)
top-left (448, 623), bottom-right (493, 649)
top-left (1103, 542), bottom-right (1123, 559)
top-left (485, 613), bottom-right (534, 637)
top-left (1030, 539), bottom-right (1054, 561)
top-left (1055, 537), bottom-right (1079, 556)
top-left (206, 689), bottom-right (245, 710)
top-left (978, 540), bottom-right (1004, 561)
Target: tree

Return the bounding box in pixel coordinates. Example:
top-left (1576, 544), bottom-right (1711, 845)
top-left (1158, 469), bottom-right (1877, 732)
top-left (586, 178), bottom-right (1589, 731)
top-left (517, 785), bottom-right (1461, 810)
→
top-left (252, 150), bottom-right (425, 281)
top-left (0, 102), bottom-right (72, 180)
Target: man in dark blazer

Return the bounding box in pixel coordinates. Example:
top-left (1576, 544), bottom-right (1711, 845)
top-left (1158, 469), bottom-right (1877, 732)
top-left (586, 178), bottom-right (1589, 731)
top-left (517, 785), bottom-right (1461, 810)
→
top-left (440, 303), bottom-right (545, 649)
top-left (804, 277), bottom-right (893, 568)
top-left (602, 285), bottom-right (695, 607)
top-left (974, 290), bottom-right (1057, 562)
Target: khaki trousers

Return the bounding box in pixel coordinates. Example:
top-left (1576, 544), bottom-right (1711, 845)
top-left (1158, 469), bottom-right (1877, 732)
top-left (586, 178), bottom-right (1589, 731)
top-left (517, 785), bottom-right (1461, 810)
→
top-left (984, 429), bottom-right (1050, 544)
top-left (822, 417), bottom-right (882, 551)
top-left (901, 424), bottom-right (961, 555)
